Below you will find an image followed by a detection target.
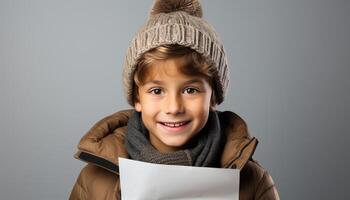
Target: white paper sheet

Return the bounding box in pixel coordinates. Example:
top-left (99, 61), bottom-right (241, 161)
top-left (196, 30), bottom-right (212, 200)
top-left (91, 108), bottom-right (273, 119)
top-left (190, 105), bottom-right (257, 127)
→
top-left (119, 158), bottom-right (239, 200)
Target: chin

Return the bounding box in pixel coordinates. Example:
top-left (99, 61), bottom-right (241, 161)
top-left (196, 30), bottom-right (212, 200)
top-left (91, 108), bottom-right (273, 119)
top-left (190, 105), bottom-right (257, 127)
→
top-left (163, 139), bottom-right (188, 148)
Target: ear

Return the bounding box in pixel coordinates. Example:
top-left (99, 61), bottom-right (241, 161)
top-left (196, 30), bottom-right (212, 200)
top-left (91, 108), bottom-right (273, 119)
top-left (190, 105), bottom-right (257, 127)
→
top-left (134, 101), bottom-right (142, 112)
top-left (210, 104), bottom-right (216, 111)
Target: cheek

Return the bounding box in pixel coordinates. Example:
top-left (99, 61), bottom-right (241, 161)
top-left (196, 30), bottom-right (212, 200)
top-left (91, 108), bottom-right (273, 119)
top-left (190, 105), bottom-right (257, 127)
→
top-left (192, 93), bottom-right (212, 109)
top-left (135, 91), bottom-right (157, 112)
top-left (187, 97), bottom-right (211, 117)
top-left (139, 99), bottom-right (159, 117)
top-left (196, 94), bottom-right (212, 119)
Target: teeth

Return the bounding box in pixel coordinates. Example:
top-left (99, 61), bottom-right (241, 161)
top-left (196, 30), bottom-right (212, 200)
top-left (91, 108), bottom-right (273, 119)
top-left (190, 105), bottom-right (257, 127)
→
top-left (162, 121), bottom-right (187, 128)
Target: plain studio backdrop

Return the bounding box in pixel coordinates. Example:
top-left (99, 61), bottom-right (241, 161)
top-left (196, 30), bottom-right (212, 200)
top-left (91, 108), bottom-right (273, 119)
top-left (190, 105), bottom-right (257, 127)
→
top-left (1, 0), bottom-right (349, 199)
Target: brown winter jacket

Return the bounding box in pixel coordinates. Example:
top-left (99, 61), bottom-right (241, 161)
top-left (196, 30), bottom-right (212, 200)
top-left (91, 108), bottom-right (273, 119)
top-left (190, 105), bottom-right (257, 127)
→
top-left (69, 110), bottom-right (279, 200)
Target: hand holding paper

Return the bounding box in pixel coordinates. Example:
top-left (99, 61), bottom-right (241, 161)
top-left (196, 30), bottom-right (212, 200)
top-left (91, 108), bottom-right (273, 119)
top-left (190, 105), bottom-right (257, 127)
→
top-left (119, 158), bottom-right (239, 200)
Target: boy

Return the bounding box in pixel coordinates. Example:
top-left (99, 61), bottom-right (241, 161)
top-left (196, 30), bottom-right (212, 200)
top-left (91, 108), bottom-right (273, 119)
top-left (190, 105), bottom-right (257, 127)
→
top-left (70, 0), bottom-right (279, 199)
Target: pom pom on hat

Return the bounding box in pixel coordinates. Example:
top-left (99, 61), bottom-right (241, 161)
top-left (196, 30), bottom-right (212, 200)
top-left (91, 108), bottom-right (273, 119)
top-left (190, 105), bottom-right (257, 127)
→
top-left (150, 0), bottom-right (203, 17)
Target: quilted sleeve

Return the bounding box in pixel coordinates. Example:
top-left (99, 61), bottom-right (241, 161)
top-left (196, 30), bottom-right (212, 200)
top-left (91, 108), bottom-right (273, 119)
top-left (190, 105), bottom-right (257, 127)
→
top-left (255, 169), bottom-right (280, 200)
top-left (69, 167), bottom-right (88, 200)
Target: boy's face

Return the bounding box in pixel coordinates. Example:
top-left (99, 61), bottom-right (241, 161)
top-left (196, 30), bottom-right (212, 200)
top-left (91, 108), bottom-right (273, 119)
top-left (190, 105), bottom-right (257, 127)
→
top-left (134, 58), bottom-right (213, 153)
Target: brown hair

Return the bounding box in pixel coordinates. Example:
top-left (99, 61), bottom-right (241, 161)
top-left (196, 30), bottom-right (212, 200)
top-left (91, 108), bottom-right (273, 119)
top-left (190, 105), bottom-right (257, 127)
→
top-left (132, 44), bottom-right (218, 106)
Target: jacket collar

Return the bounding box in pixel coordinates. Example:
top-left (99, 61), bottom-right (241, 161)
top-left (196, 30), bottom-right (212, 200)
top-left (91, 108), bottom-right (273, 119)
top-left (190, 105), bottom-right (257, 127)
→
top-left (75, 109), bottom-right (258, 174)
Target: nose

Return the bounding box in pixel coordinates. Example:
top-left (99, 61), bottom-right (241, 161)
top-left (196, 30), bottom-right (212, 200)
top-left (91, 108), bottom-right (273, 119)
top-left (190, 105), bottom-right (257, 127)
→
top-left (164, 93), bottom-right (185, 115)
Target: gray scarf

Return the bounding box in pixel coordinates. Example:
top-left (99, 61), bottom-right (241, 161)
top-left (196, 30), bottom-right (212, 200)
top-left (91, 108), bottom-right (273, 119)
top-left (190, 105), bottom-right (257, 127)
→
top-left (125, 111), bottom-right (225, 167)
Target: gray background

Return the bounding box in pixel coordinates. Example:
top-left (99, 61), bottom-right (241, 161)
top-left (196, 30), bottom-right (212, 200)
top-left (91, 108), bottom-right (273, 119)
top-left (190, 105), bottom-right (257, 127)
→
top-left (1, 0), bottom-right (349, 199)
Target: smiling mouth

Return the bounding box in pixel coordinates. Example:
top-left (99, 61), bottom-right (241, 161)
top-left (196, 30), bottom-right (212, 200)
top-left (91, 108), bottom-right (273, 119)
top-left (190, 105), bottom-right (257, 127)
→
top-left (159, 121), bottom-right (191, 128)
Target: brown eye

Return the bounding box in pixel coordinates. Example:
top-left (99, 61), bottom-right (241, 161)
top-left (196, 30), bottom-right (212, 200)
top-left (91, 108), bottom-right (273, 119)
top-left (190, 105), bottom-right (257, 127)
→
top-left (184, 87), bottom-right (198, 94)
top-left (150, 88), bottom-right (162, 95)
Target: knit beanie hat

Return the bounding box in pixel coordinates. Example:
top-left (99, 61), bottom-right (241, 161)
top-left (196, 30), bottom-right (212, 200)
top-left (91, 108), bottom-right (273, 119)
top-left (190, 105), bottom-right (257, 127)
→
top-left (122, 0), bottom-right (229, 105)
